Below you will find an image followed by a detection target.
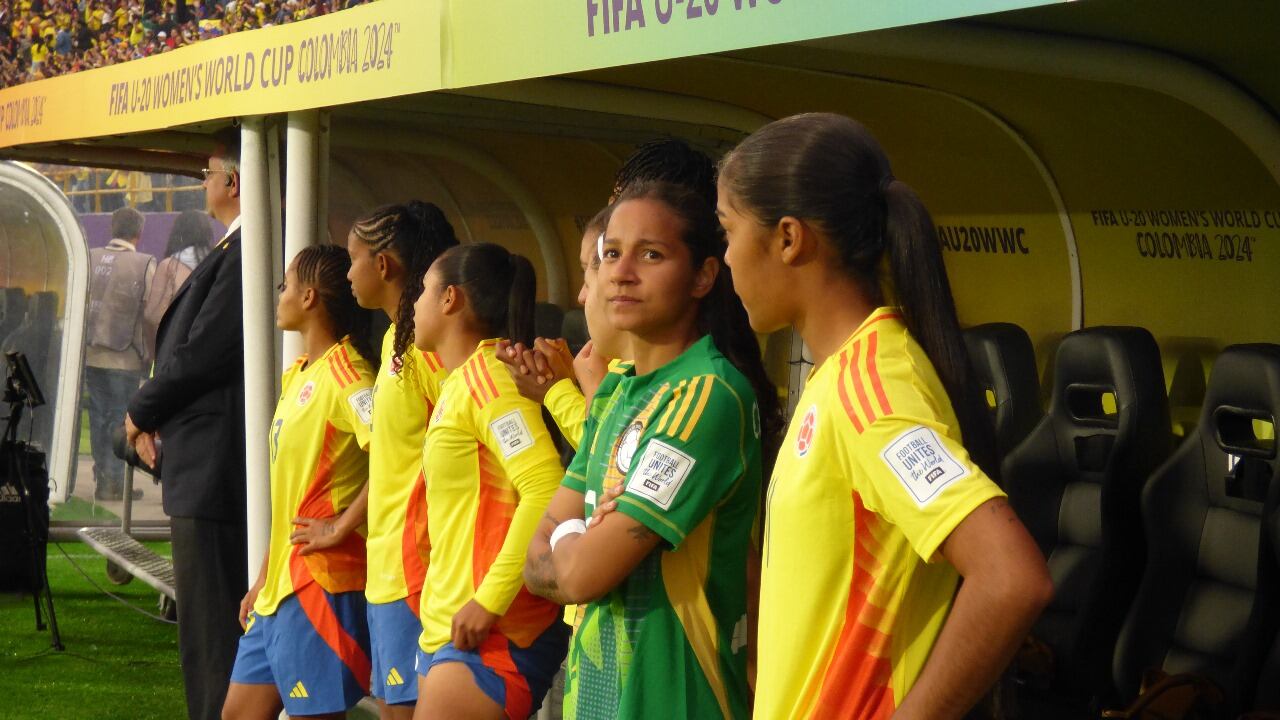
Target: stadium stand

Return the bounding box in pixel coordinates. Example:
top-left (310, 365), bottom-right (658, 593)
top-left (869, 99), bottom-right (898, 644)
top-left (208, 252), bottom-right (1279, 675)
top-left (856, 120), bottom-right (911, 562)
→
top-left (0, 0), bottom-right (372, 88)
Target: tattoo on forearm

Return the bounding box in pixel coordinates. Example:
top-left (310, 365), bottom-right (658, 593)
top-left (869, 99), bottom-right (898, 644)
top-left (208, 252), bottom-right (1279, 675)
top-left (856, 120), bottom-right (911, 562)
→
top-left (525, 549), bottom-right (569, 605)
top-left (627, 524), bottom-right (658, 543)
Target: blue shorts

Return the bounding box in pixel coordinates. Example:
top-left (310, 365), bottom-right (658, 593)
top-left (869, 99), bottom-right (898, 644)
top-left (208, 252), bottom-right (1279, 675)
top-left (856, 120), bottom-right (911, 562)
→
top-left (368, 596), bottom-right (423, 705)
top-left (231, 586), bottom-right (371, 715)
top-left (417, 621), bottom-right (570, 719)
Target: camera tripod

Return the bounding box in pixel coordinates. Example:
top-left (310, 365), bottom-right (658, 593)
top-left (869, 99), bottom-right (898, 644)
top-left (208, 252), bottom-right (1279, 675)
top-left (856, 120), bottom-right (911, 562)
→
top-left (3, 379), bottom-right (63, 651)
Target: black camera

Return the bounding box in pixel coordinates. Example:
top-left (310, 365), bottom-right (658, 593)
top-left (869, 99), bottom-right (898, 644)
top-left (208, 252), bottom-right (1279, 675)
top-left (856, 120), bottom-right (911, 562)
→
top-left (5, 351), bottom-right (45, 408)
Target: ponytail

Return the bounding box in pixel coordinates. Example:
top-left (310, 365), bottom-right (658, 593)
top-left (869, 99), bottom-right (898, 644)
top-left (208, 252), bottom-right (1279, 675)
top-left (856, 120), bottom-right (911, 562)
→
top-left (720, 112), bottom-right (998, 479)
top-left (883, 180), bottom-right (999, 479)
top-left (506, 253), bottom-right (537, 346)
top-left (433, 243), bottom-right (537, 345)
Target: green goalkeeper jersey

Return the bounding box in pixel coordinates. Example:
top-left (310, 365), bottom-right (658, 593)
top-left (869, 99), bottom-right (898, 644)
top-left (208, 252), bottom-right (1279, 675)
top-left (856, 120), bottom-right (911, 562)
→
top-left (562, 335), bottom-right (762, 719)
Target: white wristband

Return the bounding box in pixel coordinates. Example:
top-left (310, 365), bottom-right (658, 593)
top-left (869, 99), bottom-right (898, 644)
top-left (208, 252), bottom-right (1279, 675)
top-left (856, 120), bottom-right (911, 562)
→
top-left (549, 518), bottom-right (588, 552)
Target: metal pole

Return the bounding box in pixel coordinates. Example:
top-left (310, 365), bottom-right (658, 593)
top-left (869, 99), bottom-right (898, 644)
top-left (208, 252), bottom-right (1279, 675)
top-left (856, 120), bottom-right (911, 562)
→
top-left (240, 117), bottom-right (276, 582)
top-left (281, 110), bottom-right (321, 369)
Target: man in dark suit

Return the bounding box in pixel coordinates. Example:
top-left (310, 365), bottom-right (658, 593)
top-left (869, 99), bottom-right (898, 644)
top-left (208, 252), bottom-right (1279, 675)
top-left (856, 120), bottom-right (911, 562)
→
top-left (125, 129), bottom-right (247, 720)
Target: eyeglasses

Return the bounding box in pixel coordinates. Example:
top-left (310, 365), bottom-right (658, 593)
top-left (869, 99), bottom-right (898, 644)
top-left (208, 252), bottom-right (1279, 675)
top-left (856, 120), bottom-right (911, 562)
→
top-left (200, 168), bottom-right (228, 180)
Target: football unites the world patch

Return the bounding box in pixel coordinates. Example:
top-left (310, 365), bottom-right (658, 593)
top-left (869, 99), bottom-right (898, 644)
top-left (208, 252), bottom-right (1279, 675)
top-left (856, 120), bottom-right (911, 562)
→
top-left (880, 425), bottom-right (970, 507)
top-left (347, 387), bottom-right (374, 426)
top-left (625, 439), bottom-right (695, 510)
top-left (490, 409), bottom-right (535, 459)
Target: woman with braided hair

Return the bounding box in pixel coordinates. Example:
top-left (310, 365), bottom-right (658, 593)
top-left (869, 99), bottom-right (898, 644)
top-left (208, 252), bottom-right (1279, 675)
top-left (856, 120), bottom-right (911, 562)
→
top-left (343, 201), bottom-right (459, 719)
top-left (223, 244), bottom-right (378, 720)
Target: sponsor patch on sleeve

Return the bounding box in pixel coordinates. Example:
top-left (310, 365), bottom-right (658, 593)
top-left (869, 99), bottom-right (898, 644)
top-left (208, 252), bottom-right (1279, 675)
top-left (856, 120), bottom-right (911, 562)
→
top-left (347, 388), bottom-right (374, 426)
top-left (490, 410), bottom-right (535, 459)
top-left (880, 426), bottom-right (970, 507)
top-left (625, 439), bottom-right (695, 510)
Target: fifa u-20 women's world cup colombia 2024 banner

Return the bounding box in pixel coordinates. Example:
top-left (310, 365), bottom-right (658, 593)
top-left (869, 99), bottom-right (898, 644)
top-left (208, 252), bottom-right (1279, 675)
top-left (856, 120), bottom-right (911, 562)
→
top-left (0, 0), bottom-right (1059, 148)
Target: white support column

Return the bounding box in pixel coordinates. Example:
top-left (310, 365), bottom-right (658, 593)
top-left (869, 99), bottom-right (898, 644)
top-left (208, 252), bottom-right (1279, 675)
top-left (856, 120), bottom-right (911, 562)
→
top-left (281, 110), bottom-right (321, 368)
top-left (317, 110), bottom-right (331, 245)
top-left (240, 117), bottom-right (277, 581)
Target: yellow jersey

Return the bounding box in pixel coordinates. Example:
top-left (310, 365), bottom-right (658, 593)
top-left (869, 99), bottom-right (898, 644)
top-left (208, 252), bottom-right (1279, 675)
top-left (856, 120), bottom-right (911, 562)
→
top-left (256, 338), bottom-right (375, 616)
top-left (756, 309), bottom-right (1005, 719)
top-left (418, 340), bottom-right (564, 652)
top-left (543, 378), bottom-right (585, 450)
top-left (365, 326), bottom-right (449, 605)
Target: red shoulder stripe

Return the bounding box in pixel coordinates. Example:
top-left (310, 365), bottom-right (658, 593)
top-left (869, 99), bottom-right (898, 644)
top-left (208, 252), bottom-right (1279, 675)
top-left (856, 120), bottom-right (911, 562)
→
top-left (477, 356), bottom-right (500, 399)
top-left (327, 355), bottom-right (350, 389)
top-left (468, 358), bottom-right (491, 404)
top-left (337, 352), bottom-right (357, 386)
top-left (339, 346), bottom-right (362, 383)
top-left (836, 350), bottom-right (865, 434)
top-left (422, 351), bottom-right (440, 373)
top-left (462, 364), bottom-right (485, 407)
top-left (862, 311), bottom-right (902, 332)
top-left (865, 331), bottom-right (893, 416)
top-left (849, 339), bottom-right (878, 425)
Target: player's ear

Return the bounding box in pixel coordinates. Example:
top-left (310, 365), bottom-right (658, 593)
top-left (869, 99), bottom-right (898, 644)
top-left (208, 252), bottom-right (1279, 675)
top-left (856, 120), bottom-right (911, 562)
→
top-left (441, 284), bottom-right (465, 317)
top-left (300, 286), bottom-right (317, 311)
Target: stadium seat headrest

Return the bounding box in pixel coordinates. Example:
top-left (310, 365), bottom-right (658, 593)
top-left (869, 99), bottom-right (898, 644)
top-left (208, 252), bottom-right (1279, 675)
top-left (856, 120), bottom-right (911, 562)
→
top-left (1050, 326), bottom-right (1166, 430)
top-left (1201, 344), bottom-right (1280, 461)
top-left (965, 322), bottom-right (1037, 394)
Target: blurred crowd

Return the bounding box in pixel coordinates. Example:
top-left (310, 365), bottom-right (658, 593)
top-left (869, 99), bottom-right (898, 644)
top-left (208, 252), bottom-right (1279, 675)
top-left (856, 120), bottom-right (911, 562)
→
top-left (0, 0), bottom-right (374, 88)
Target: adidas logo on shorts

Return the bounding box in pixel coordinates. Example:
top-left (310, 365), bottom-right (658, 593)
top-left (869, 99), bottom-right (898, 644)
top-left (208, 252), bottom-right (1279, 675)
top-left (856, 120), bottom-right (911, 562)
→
top-left (386, 667), bottom-right (405, 686)
top-left (288, 681), bottom-right (309, 699)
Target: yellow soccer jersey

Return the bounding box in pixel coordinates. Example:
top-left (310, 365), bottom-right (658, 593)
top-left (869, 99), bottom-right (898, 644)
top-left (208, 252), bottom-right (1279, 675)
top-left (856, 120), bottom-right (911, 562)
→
top-left (543, 378), bottom-right (585, 450)
top-left (256, 338), bottom-right (375, 616)
top-left (418, 340), bottom-right (564, 652)
top-left (756, 308), bottom-right (1005, 720)
top-left (365, 326), bottom-right (449, 605)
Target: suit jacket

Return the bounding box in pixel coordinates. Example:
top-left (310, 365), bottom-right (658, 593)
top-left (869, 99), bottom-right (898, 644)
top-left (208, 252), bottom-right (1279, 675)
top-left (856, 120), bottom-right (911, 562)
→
top-left (128, 229), bottom-right (245, 522)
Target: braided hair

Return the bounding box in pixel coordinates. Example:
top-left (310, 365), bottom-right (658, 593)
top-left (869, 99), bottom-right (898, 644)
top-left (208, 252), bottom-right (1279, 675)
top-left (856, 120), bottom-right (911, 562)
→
top-left (350, 201), bottom-right (459, 371)
top-left (612, 138), bottom-right (718, 208)
top-left (294, 244), bottom-right (379, 369)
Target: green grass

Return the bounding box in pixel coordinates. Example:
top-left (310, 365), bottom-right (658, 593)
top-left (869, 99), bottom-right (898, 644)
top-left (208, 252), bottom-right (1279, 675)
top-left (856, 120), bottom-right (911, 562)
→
top-left (50, 496), bottom-right (120, 524)
top-left (0, 542), bottom-right (184, 719)
top-left (79, 404), bottom-right (90, 456)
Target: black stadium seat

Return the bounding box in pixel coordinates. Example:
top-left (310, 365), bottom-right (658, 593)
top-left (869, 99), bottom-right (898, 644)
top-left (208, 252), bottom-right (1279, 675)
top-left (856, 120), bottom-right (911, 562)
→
top-left (561, 307), bottom-right (588, 355)
top-left (1114, 344), bottom-right (1280, 717)
top-left (535, 302), bottom-right (565, 343)
top-left (0, 287), bottom-right (27, 345)
top-left (964, 322), bottom-right (1043, 463)
top-left (1254, 492), bottom-right (1280, 713)
top-left (1, 291), bottom-right (59, 449)
top-left (1004, 326), bottom-right (1173, 701)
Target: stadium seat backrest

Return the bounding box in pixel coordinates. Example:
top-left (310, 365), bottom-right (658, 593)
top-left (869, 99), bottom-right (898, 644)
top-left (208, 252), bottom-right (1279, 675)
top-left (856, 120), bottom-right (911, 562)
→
top-left (1004, 326), bottom-right (1173, 698)
top-left (1254, 494), bottom-right (1280, 712)
top-left (561, 308), bottom-right (588, 355)
top-left (1, 291), bottom-right (60, 450)
top-left (0, 287), bottom-right (28, 345)
top-left (535, 302), bottom-right (565, 343)
top-left (964, 322), bottom-right (1043, 464)
top-left (1114, 344), bottom-right (1280, 716)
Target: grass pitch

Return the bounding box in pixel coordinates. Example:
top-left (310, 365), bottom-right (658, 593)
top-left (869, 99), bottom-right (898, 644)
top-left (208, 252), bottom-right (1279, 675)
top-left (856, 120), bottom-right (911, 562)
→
top-left (0, 542), bottom-right (184, 719)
